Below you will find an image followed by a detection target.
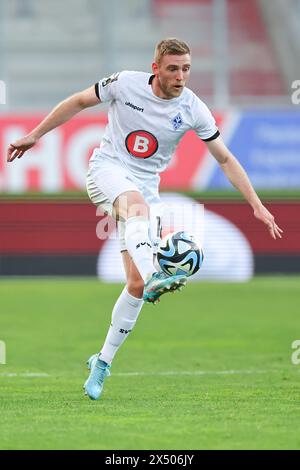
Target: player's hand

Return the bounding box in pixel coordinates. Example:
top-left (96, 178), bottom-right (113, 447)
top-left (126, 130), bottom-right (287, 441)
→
top-left (254, 204), bottom-right (283, 240)
top-left (7, 135), bottom-right (37, 163)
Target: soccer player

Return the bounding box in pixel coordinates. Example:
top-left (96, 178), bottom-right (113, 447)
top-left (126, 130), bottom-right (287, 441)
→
top-left (7, 38), bottom-right (283, 400)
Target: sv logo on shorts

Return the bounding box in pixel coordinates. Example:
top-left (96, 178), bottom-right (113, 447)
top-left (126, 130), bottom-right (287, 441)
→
top-left (125, 130), bottom-right (158, 159)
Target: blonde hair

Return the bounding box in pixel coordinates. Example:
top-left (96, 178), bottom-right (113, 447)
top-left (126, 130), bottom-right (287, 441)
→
top-left (154, 38), bottom-right (191, 64)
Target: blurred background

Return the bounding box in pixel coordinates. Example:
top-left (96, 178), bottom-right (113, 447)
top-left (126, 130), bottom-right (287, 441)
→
top-left (0, 0), bottom-right (300, 279)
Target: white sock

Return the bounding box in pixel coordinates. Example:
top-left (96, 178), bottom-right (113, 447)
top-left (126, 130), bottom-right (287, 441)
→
top-left (100, 287), bottom-right (144, 365)
top-left (124, 216), bottom-right (157, 283)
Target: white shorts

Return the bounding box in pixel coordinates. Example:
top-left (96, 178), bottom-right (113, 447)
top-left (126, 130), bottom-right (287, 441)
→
top-left (86, 159), bottom-right (162, 252)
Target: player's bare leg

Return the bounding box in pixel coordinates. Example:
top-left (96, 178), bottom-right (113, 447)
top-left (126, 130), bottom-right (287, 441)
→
top-left (84, 251), bottom-right (144, 400)
top-left (84, 193), bottom-right (186, 400)
top-left (114, 190), bottom-right (156, 282)
top-left (122, 250), bottom-right (144, 299)
top-left (114, 190), bottom-right (187, 304)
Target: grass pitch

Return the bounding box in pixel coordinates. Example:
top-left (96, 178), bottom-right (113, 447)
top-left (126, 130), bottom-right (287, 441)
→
top-left (0, 276), bottom-right (299, 450)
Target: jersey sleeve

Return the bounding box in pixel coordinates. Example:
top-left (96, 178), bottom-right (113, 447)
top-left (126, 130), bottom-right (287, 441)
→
top-left (193, 98), bottom-right (220, 141)
top-left (95, 72), bottom-right (121, 103)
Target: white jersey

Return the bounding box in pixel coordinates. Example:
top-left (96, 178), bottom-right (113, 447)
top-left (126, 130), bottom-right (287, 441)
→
top-left (90, 71), bottom-right (219, 202)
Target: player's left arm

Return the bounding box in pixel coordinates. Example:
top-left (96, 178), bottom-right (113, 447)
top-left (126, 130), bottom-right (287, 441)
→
top-left (206, 136), bottom-right (283, 240)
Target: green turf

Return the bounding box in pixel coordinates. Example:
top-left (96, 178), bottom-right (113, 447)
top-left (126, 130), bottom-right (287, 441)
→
top-left (1, 189), bottom-right (300, 200)
top-left (0, 276), bottom-right (300, 450)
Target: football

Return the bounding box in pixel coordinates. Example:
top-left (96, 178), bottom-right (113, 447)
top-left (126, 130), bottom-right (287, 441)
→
top-left (157, 231), bottom-right (204, 277)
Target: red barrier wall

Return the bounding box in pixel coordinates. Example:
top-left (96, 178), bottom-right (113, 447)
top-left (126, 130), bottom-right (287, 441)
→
top-left (0, 200), bottom-right (299, 258)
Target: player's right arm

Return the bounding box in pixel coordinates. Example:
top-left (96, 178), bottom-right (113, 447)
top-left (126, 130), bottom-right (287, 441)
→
top-left (7, 86), bottom-right (101, 163)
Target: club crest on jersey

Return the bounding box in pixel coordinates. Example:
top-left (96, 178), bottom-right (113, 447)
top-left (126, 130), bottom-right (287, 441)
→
top-left (171, 112), bottom-right (183, 130)
top-left (125, 130), bottom-right (158, 159)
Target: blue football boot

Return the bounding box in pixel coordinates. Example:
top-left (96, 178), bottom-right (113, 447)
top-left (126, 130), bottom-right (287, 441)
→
top-left (84, 354), bottom-right (111, 400)
top-left (143, 271), bottom-right (187, 304)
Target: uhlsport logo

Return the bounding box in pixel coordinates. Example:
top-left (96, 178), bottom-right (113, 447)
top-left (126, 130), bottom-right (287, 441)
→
top-left (0, 80), bottom-right (6, 105)
top-left (125, 130), bottom-right (158, 158)
top-left (0, 340), bottom-right (6, 364)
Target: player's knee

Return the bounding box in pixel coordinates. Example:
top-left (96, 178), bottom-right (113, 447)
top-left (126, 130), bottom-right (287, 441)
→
top-left (115, 191), bottom-right (149, 220)
top-left (127, 277), bottom-right (144, 299)
top-left (128, 204), bottom-right (149, 219)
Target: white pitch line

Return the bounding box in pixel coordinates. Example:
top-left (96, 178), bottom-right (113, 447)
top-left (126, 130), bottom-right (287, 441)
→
top-left (0, 372), bottom-right (49, 378)
top-left (113, 369), bottom-right (279, 377)
top-left (0, 369), bottom-right (293, 379)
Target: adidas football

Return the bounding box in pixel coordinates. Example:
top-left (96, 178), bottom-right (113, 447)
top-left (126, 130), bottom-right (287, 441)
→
top-left (157, 231), bottom-right (204, 277)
